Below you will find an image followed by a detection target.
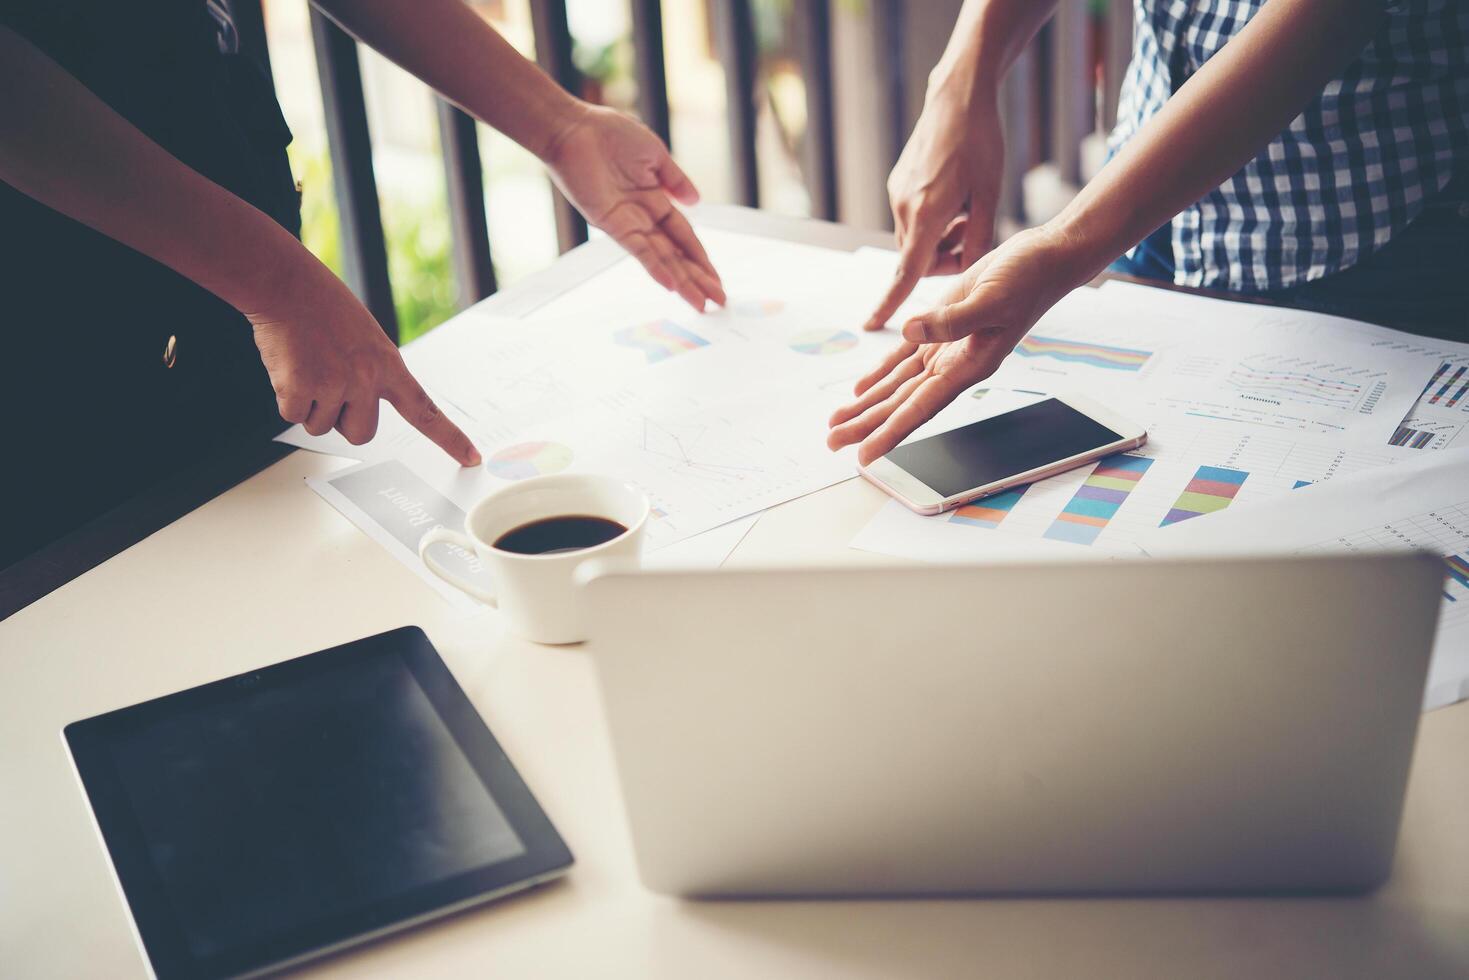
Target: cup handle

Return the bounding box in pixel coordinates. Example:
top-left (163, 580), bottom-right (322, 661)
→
top-left (418, 527), bottom-right (497, 606)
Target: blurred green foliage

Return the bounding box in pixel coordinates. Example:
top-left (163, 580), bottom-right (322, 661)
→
top-left (291, 149), bottom-right (458, 347)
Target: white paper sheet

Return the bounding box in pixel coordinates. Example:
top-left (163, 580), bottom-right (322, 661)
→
top-left (1138, 448), bottom-right (1469, 710)
top-left (1100, 279), bottom-right (1469, 450)
top-left (280, 230), bottom-right (918, 555)
top-left (983, 287), bottom-right (1434, 441)
top-left (851, 409), bottom-right (1423, 562)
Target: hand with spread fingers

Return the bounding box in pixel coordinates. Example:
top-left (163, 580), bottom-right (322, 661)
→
top-left (829, 227), bottom-right (1083, 465)
top-left (545, 105), bottom-right (726, 313)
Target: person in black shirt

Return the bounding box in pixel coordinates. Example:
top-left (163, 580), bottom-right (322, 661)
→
top-left (0, 0), bottom-right (724, 567)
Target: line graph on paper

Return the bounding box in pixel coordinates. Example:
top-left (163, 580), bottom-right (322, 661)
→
top-left (1222, 353), bottom-right (1387, 413)
top-left (637, 417), bottom-right (773, 486)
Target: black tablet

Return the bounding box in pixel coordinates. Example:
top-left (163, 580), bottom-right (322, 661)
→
top-left (64, 626), bottom-right (572, 980)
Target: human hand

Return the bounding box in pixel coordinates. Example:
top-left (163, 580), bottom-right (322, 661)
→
top-left (862, 82), bottom-right (1005, 332)
top-left (829, 226), bottom-right (1085, 464)
top-left (247, 261), bottom-right (480, 465)
top-left (544, 104), bottom-right (725, 312)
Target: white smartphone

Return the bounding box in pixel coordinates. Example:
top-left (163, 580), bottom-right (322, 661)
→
top-left (859, 393), bottom-right (1148, 515)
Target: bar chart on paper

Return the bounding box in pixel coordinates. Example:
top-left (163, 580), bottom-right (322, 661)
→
top-left (851, 414), bottom-right (1425, 565)
top-left (1161, 466), bottom-right (1249, 526)
top-left (1014, 335), bottom-right (1152, 372)
top-left (613, 320), bottom-right (711, 364)
top-left (949, 486), bottom-right (1031, 529)
top-left (1424, 362), bottom-right (1469, 408)
top-left (1044, 455), bottom-right (1155, 545)
top-left (1443, 554), bottom-right (1469, 604)
top-left (1390, 360), bottom-right (1469, 451)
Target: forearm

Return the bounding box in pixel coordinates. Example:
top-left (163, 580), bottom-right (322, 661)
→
top-left (1050, 0), bottom-right (1382, 282)
top-left (929, 0), bottom-right (1061, 101)
top-left (311, 0), bottom-right (582, 159)
top-left (0, 25), bottom-right (319, 317)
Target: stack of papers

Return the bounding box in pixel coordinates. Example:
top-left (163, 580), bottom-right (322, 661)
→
top-left (282, 230), bottom-right (959, 600)
top-left (850, 276), bottom-right (1469, 709)
top-left (282, 227), bottom-right (1467, 709)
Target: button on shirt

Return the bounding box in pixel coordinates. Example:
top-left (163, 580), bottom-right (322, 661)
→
top-left (1109, 0), bottom-right (1469, 292)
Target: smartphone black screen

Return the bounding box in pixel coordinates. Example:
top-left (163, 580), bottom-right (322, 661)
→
top-left (885, 398), bottom-right (1128, 499)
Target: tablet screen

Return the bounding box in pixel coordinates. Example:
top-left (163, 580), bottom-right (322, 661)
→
top-left (108, 651), bottom-right (524, 959)
top-left (66, 628), bottom-right (571, 979)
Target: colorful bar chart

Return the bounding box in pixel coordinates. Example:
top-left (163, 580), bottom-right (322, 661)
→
top-left (1445, 554), bottom-right (1469, 602)
top-left (1043, 455), bottom-right (1154, 545)
top-left (1160, 465), bottom-right (1248, 526)
top-left (949, 486), bottom-right (1030, 529)
top-left (1390, 424), bottom-right (1437, 449)
top-left (1449, 373), bottom-right (1469, 408)
top-left (1014, 335), bottom-right (1151, 372)
top-left (1420, 361), bottom-right (1452, 396)
top-left (613, 320), bottom-right (709, 363)
top-left (1427, 363), bottom-right (1468, 406)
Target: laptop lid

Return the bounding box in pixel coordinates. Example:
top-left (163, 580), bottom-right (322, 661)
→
top-left (583, 553), bottom-right (1441, 897)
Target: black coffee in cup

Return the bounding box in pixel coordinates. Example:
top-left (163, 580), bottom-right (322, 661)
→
top-left (493, 515), bottom-right (628, 556)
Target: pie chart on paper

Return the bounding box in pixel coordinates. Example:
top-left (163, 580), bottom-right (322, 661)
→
top-left (485, 441), bottom-right (574, 481)
top-left (789, 329), bottom-right (859, 356)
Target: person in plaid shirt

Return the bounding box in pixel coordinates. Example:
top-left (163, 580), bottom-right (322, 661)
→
top-left (831, 0), bottom-right (1467, 465)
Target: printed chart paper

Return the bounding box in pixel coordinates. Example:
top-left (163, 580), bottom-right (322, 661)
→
top-left (1100, 279), bottom-right (1469, 450)
top-left (983, 287), bottom-right (1432, 442)
top-left (851, 410), bottom-right (1423, 563)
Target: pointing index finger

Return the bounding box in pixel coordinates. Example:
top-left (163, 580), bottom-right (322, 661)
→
top-left (862, 218), bottom-right (944, 332)
top-left (385, 369), bottom-right (481, 467)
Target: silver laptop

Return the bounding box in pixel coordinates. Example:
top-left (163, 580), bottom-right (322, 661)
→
top-left (582, 553), bottom-right (1442, 897)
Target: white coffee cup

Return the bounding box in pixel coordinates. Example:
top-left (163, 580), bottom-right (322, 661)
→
top-left (418, 474), bottom-right (649, 644)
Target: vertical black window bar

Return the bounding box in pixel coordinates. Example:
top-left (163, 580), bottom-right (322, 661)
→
top-left (713, 0), bottom-right (760, 208)
top-left (435, 100), bottom-right (497, 307)
top-left (871, 0), bottom-right (906, 229)
top-left (792, 0), bottom-right (837, 220)
top-left (529, 0), bottom-right (590, 253)
top-left (309, 9), bottom-right (398, 342)
top-left (630, 0), bottom-right (672, 147)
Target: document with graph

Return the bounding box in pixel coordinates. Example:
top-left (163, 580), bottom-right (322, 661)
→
top-left (979, 288), bottom-right (1432, 443)
top-left (1099, 279), bottom-right (1469, 451)
top-left (279, 229), bottom-right (923, 551)
top-left (850, 396), bottom-right (1425, 563)
top-left (1139, 449), bottom-right (1469, 711)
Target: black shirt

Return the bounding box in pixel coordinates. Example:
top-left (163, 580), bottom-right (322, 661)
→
top-left (1, 0), bottom-right (301, 566)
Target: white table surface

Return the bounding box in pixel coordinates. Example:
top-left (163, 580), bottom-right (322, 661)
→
top-left (4, 217), bottom-right (1467, 979)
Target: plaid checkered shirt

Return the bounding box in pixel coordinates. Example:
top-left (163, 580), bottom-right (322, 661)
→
top-left (1108, 0), bottom-right (1469, 291)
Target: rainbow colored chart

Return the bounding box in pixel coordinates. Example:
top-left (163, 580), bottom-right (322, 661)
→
top-left (485, 441), bottom-right (574, 481)
top-left (1444, 554), bottom-right (1469, 602)
top-left (790, 329), bottom-right (859, 356)
top-left (949, 485), bottom-right (1029, 529)
top-left (614, 320), bottom-right (709, 364)
top-left (1425, 362), bottom-right (1469, 408)
top-left (1160, 465), bottom-right (1248, 526)
top-left (1390, 425), bottom-right (1437, 449)
top-left (1043, 454), bottom-right (1154, 545)
top-left (728, 297), bottom-right (784, 317)
top-left (1015, 335), bottom-right (1151, 372)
